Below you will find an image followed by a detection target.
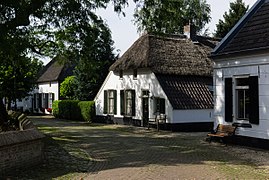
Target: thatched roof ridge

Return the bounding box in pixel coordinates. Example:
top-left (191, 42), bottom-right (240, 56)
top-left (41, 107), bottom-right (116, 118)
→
top-left (37, 58), bottom-right (74, 83)
top-left (110, 34), bottom-right (219, 76)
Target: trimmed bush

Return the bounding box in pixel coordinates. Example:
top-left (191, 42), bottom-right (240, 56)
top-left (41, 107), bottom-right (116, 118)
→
top-left (78, 101), bottom-right (95, 123)
top-left (52, 100), bottom-right (60, 118)
top-left (52, 100), bottom-right (95, 122)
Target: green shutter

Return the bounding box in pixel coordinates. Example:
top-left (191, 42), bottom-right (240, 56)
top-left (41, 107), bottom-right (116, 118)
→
top-left (45, 93), bottom-right (49, 109)
top-left (113, 90), bottom-right (117, 115)
top-left (249, 76), bottom-right (259, 124)
top-left (120, 90), bottom-right (125, 115)
top-left (160, 98), bottom-right (165, 114)
top-left (225, 78), bottom-right (233, 122)
top-left (104, 90), bottom-right (108, 114)
top-left (131, 90), bottom-right (136, 116)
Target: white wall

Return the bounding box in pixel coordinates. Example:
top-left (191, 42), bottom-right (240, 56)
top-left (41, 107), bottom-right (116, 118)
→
top-left (214, 53), bottom-right (269, 139)
top-left (18, 81), bottom-right (59, 112)
top-left (95, 69), bottom-right (173, 123)
top-left (38, 81), bottom-right (59, 100)
top-left (173, 109), bottom-right (213, 123)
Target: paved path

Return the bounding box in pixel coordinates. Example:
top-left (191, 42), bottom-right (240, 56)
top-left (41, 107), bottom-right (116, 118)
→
top-left (10, 116), bottom-right (269, 179)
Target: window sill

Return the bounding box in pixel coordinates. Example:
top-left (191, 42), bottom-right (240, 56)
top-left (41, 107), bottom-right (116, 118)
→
top-left (232, 122), bottom-right (252, 128)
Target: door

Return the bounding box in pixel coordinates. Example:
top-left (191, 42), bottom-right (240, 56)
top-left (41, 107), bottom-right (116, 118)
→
top-left (142, 97), bottom-right (149, 127)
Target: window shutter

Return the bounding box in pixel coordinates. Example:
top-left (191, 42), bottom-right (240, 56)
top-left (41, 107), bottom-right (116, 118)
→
top-left (52, 93), bottom-right (55, 101)
top-left (38, 94), bottom-right (42, 108)
top-left (249, 76), bottom-right (259, 124)
top-left (120, 90), bottom-right (125, 115)
top-left (45, 93), bottom-right (49, 109)
top-left (225, 78), bottom-right (233, 122)
top-left (103, 90), bottom-right (108, 114)
top-left (113, 90), bottom-right (117, 115)
top-left (160, 98), bottom-right (166, 114)
top-left (131, 90), bottom-right (136, 116)
top-left (33, 94), bottom-right (36, 109)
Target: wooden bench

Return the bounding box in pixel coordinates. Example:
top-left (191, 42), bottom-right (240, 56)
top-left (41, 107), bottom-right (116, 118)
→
top-left (207, 124), bottom-right (237, 143)
top-left (148, 114), bottom-right (166, 131)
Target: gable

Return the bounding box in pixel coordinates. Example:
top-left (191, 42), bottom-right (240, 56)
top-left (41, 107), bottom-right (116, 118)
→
top-left (212, 0), bottom-right (269, 58)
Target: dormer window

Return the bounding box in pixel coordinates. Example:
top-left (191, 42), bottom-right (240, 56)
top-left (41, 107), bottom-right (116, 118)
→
top-left (133, 69), bottom-right (137, 80)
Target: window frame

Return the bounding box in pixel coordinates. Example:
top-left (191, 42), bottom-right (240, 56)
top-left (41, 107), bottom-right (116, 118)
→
top-left (120, 89), bottom-right (136, 117)
top-left (234, 76), bottom-right (250, 122)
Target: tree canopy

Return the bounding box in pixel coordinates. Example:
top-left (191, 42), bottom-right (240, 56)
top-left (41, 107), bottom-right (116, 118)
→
top-left (215, 0), bottom-right (249, 38)
top-left (133, 0), bottom-right (211, 34)
top-left (0, 0), bottom-right (128, 127)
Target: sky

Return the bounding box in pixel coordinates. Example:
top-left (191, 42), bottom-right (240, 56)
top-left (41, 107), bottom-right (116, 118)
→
top-left (97, 0), bottom-right (257, 55)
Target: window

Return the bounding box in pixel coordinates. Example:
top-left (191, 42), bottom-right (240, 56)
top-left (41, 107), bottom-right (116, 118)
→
top-left (133, 69), bottom-right (137, 80)
top-left (104, 90), bottom-right (117, 115)
top-left (225, 76), bottom-right (259, 124)
top-left (49, 93), bottom-right (55, 108)
top-left (120, 90), bottom-right (135, 116)
top-left (235, 78), bottom-right (250, 120)
top-left (155, 98), bottom-right (165, 114)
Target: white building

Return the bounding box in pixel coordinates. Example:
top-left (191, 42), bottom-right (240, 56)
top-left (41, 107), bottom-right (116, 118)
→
top-left (19, 58), bottom-right (74, 114)
top-left (95, 32), bottom-right (218, 131)
top-left (211, 0), bottom-right (269, 142)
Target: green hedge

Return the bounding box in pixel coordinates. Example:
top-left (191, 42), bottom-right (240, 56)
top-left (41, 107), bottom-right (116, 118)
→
top-left (52, 100), bottom-right (95, 122)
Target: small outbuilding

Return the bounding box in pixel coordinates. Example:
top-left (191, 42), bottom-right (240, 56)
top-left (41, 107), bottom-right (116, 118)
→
top-left (95, 30), bottom-right (218, 131)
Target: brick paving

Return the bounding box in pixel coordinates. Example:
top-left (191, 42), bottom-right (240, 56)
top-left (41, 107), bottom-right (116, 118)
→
top-left (7, 116), bottom-right (269, 179)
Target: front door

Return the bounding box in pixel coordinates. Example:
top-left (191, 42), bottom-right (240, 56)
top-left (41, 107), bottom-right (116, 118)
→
top-left (142, 97), bottom-right (149, 127)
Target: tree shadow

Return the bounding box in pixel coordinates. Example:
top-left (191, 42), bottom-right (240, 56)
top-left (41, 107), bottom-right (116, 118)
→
top-left (8, 118), bottom-right (267, 179)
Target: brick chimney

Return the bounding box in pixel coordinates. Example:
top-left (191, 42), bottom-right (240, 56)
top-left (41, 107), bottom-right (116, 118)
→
top-left (184, 24), bottom-right (197, 41)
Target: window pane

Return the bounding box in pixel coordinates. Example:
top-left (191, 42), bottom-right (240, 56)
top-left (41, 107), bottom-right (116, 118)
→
top-left (236, 78), bottom-right (249, 86)
top-left (237, 90), bottom-right (244, 119)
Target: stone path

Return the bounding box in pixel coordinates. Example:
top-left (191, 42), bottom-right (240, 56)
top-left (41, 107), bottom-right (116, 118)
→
top-left (8, 116), bottom-right (269, 179)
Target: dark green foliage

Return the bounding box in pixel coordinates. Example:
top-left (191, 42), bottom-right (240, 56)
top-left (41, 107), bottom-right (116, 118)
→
top-left (0, 0), bottom-right (127, 125)
top-left (215, 0), bottom-right (249, 38)
top-left (78, 101), bottom-right (95, 123)
top-left (52, 100), bottom-right (95, 122)
top-left (134, 0), bottom-right (211, 34)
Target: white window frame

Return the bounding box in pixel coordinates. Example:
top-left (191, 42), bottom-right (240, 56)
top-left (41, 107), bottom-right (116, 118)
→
top-left (107, 90), bottom-right (115, 115)
top-left (233, 76), bottom-right (250, 122)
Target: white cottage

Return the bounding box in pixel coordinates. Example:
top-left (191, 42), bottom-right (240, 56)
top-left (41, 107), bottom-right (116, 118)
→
top-left (19, 59), bottom-right (74, 114)
top-left (211, 0), bottom-right (269, 143)
top-left (95, 32), bottom-right (218, 131)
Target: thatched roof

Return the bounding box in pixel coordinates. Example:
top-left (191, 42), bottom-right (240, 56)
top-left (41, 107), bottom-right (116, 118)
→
top-left (110, 34), bottom-right (219, 76)
top-left (37, 58), bottom-right (74, 83)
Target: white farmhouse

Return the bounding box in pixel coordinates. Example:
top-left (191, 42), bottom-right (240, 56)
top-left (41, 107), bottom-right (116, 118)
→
top-left (18, 59), bottom-right (74, 114)
top-left (95, 31), bottom-right (218, 131)
top-left (211, 0), bottom-right (269, 143)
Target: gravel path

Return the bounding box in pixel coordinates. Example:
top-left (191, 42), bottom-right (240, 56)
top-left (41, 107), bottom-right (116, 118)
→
top-left (7, 116), bottom-right (269, 179)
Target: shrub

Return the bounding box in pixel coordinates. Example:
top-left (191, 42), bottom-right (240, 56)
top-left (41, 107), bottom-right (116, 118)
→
top-left (52, 100), bottom-right (95, 122)
top-left (52, 100), bottom-right (60, 118)
top-left (78, 101), bottom-right (95, 123)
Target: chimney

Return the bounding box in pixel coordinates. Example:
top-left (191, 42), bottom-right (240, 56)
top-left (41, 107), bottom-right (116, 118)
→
top-left (184, 24), bottom-right (197, 41)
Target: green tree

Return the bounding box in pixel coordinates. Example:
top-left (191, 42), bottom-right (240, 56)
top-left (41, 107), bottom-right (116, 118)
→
top-left (215, 0), bottom-right (249, 38)
top-left (0, 0), bottom-right (128, 128)
top-left (73, 21), bottom-right (115, 100)
top-left (60, 76), bottom-right (76, 100)
top-left (133, 0), bottom-right (211, 34)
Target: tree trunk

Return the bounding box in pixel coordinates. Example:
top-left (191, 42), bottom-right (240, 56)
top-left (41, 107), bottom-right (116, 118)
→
top-left (0, 98), bottom-right (8, 127)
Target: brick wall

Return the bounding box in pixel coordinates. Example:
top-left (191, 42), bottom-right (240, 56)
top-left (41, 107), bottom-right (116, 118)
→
top-left (0, 128), bottom-right (45, 176)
